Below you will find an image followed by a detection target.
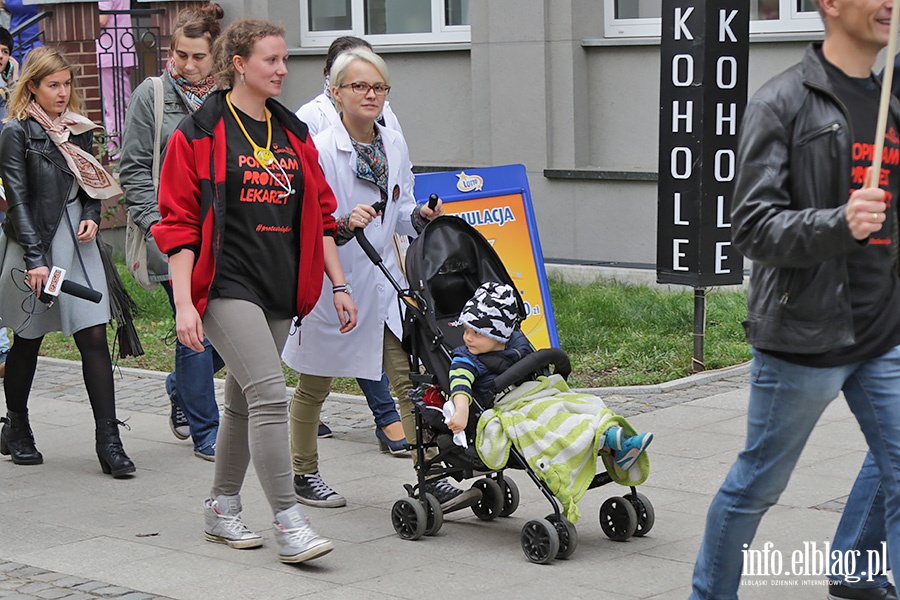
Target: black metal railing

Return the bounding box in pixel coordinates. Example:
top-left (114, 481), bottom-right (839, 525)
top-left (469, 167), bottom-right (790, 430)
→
top-left (10, 10), bottom-right (52, 64)
top-left (96, 8), bottom-right (164, 155)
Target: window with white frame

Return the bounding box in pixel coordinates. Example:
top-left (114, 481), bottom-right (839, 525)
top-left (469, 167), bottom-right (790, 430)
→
top-left (605, 0), bottom-right (822, 38)
top-left (301, 0), bottom-right (470, 47)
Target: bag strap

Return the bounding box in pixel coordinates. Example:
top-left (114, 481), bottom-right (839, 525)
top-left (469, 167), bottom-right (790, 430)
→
top-left (150, 76), bottom-right (164, 195)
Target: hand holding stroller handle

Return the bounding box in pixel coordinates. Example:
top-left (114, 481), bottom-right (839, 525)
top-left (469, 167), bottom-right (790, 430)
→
top-left (492, 347), bottom-right (572, 393)
top-left (354, 227), bottom-right (383, 266)
top-left (428, 194), bottom-right (439, 210)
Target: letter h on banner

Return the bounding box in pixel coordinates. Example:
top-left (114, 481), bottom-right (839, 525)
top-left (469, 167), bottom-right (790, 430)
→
top-left (656, 0), bottom-right (748, 287)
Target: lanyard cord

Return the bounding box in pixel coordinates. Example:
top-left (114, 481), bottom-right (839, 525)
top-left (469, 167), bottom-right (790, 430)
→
top-left (226, 91), bottom-right (274, 166)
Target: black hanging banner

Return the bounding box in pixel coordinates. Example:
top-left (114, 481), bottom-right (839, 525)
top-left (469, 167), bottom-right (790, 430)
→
top-left (656, 0), bottom-right (749, 286)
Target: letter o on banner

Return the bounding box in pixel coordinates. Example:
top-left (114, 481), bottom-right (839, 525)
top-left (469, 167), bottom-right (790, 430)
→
top-left (716, 56), bottom-right (738, 90)
top-left (672, 54), bottom-right (694, 87)
top-left (714, 149), bottom-right (735, 182)
top-left (671, 147), bottom-right (693, 179)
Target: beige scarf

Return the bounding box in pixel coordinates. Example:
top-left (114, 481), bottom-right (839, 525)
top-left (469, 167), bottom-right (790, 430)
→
top-left (27, 100), bottom-right (122, 200)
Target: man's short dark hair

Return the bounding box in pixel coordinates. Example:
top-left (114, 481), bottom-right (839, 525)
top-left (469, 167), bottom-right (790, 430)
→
top-left (0, 27), bottom-right (12, 53)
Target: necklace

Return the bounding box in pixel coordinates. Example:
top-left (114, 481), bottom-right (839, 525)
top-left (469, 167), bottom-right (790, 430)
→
top-left (226, 91), bottom-right (275, 166)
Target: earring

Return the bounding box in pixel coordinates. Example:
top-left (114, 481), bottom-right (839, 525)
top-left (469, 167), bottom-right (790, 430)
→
top-left (240, 72), bottom-right (245, 86)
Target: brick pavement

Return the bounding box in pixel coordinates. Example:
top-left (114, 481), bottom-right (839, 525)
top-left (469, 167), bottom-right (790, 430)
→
top-left (2, 357), bottom-right (753, 599)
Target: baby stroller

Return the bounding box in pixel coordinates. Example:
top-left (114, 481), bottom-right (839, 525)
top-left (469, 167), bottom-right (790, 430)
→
top-left (354, 211), bottom-right (654, 564)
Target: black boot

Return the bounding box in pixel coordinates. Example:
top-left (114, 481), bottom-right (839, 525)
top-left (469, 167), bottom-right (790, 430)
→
top-left (0, 410), bottom-right (43, 465)
top-left (95, 419), bottom-right (135, 478)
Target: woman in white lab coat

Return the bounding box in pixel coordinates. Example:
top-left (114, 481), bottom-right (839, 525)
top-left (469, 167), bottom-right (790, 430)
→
top-left (282, 48), bottom-right (475, 511)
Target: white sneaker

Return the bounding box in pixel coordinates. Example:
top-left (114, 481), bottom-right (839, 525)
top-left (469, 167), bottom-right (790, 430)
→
top-left (273, 504), bottom-right (334, 563)
top-left (204, 494), bottom-right (263, 549)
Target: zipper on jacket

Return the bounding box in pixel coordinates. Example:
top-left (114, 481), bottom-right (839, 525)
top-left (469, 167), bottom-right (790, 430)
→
top-left (797, 122), bottom-right (840, 146)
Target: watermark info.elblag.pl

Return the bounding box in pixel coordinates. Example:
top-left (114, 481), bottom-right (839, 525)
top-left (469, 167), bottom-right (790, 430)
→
top-left (741, 541), bottom-right (888, 587)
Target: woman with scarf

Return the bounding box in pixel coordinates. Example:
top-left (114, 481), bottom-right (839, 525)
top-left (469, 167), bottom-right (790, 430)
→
top-left (119, 3), bottom-right (224, 462)
top-left (0, 46), bottom-right (134, 477)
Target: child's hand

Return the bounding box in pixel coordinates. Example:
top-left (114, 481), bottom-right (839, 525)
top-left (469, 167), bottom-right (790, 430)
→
top-left (447, 402), bottom-right (469, 434)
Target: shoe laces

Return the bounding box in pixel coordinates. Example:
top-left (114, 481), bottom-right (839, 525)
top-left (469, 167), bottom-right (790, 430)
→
top-left (305, 472), bottom-right (338, 498)
top-left (277, 515), bottom-right (321, 546)
top-left (214, 505), bottom-right (254, 537)
top-left (172, 403), bottom-right (187, 425)
top-left (429, 478), bottom-right (461, 501)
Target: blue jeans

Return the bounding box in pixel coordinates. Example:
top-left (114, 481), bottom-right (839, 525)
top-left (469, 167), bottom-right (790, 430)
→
top-left (163, 282), bottom-right (224, 452)
top-left (690, 346), bottom-right (900, 600)
top-left (357, 372), bottom-right (401, 429)
top-left (830, 452), bottom-right (891, 589)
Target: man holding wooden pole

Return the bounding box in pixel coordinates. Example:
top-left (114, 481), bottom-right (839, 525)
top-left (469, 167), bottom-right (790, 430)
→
top-left (690, 1), bottom-right (900, 598)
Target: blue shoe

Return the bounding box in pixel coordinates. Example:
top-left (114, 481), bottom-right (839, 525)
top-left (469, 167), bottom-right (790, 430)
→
top-left (194, 443), bottom-right (215, 462)
top-left (375, 427), bottom-right (409, 456)
top-left (165, 373), bottom-right (191, 441)
top-left (317, 421), bottom-right (332, 438)
top-left (613, 432), bottom-right (653, 471)
top-left (604, 427), bottom-right (624, 451)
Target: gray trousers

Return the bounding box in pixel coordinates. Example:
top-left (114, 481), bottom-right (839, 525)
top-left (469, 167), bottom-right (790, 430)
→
top-left (203, 298), bottom-right (293, 515)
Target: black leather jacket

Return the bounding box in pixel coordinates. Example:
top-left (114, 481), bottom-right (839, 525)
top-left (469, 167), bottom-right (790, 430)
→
top-left (732, 44), bottom-right (900, 354)
top-left (0, 116), bottom-right (100, 270)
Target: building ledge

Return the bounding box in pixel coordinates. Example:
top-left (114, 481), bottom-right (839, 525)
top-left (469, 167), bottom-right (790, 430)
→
top-left (289, 43), bottom-right (470, 57)
top-left (544, 169), bottom-right (658, 182)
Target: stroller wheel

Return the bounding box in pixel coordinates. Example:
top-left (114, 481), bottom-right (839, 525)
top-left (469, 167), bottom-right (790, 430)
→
top-left (423, 493), bottom-right (443, 536)
top-left (521, 518), bottom-right (560, 564)
top-left (471, 478), bottom-right (504, 521)
top-left (599, 496), bottom-right (638, 542)
top-left (498, 477), bottom-right (520, 517)
top-left (391, 498), bottom-right (427, 540)
top-left (624, 492), bottom-right (655, 537)
top-left (545, 514), bottom-right (578, 560)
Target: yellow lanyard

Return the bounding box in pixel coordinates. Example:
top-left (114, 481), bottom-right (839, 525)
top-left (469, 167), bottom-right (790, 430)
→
top-left (226, 91), bottom-right (274, 167)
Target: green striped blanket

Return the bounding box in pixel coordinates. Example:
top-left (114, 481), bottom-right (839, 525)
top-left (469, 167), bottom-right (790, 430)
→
top-left (475, 374), bottom-right (650, 522)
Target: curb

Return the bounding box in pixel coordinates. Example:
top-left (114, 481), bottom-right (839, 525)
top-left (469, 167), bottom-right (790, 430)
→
top-left (577, 361), bottom-right (751, 396)
top-left (38, 356), bottom-right (751, 400)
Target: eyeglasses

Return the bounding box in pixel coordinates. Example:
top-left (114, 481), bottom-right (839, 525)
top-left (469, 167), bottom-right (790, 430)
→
top-left (339, 82), bottom-right (391, 96)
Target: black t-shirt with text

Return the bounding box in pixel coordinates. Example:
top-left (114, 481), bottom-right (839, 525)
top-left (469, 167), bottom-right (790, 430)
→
top-left (210, 106), bottom-right (304, 318)
top-left (773, 51), bottom-right (900, 367)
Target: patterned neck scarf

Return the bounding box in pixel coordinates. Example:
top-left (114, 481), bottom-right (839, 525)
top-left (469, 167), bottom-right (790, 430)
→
top-left (27, 100), bottom-right (122, 199)
top-left (350, 130), bottom-right (388, 203)
top-left (165, 56), bottom-right (217, 113)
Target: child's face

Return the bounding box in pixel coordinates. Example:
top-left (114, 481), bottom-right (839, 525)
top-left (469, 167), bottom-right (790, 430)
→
top-left (0, 45), bottom-right (10, 73)
top-left (463, 326), bottom-right (506, 355)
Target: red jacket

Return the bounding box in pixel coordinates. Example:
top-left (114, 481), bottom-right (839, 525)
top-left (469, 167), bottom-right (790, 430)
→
top-left (152, 91), bottom-right (337, 319)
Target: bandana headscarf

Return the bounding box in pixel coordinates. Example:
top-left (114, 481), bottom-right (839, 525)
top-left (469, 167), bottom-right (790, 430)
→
top-left (27, 100), bottom-right (122, 199)
top-left (165, 56), bottom-right (217, 113)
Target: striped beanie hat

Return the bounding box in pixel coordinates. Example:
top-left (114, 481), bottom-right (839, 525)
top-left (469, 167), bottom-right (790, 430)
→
top-left (458, 282), bottom-right (518, 343)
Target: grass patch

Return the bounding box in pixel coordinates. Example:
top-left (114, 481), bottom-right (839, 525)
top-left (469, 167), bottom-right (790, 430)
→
top-left (36, 260), bottom-right (751, 390)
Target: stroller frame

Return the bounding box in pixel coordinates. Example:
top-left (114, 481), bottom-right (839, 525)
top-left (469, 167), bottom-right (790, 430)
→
top-left (353, 216), bottom-right (654, 564)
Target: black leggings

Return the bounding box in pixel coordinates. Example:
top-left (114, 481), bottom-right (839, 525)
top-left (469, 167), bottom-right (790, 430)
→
top-left (4, 324), bottom-right (116, 421)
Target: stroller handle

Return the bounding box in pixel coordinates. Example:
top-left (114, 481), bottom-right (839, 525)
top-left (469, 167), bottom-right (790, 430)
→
top-left (492, 347), bottom-right (572, 392)
top-left (354, 227), bottom-right (385, 267)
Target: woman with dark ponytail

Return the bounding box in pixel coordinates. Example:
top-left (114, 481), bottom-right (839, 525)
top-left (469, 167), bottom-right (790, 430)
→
top-left (120, 3), bottom-right (225, 462)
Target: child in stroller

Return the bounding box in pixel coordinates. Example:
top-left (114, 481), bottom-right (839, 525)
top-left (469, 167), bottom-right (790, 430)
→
top-left (445, 282), bottom-right (653, 474)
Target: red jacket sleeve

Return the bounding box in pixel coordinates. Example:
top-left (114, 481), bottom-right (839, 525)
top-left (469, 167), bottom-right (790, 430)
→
top-left (152, 128), bottom-right (203, 254)
top-left (302, 134), bottom-right (337, 234)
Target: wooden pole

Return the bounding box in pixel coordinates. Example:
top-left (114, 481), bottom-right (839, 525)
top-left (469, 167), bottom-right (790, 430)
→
top-left (869, 0), bottom-right (900, 187)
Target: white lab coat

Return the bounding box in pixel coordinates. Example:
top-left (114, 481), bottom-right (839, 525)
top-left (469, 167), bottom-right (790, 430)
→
top-left (295, 92), bottom-right (403, 137)
top-left (282, 122), bottom-right (417, 380)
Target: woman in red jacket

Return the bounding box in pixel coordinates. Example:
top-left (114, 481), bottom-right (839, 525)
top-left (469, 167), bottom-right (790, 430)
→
top-left (153, 19), bottom-right (356, 565)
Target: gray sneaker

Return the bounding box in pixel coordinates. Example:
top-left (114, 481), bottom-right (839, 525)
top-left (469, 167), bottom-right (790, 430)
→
top-left (273, 504), bottom-right (334, 563)
top-left (293, 471), bottom-right (346, 507)
top-left (204, 494), bottom-right (263, 549)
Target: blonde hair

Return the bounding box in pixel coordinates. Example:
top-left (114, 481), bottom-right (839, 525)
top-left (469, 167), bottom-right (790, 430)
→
top-left (329, 48), bottom-right (389, 113)
top-left (5, 46), bottom-right (83, 121)
top-left (212, 18), bottom-right (285, 89)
